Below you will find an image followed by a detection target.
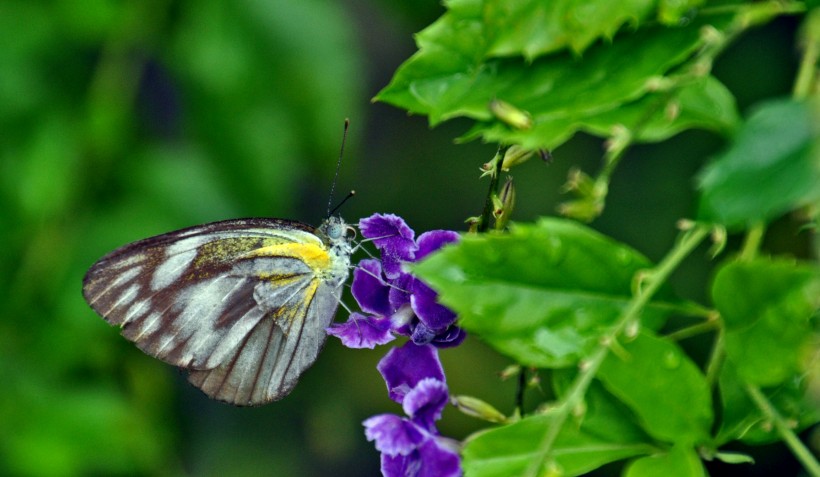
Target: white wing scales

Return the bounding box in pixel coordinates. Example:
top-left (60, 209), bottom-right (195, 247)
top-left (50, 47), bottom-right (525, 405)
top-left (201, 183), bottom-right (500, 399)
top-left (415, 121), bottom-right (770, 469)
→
top-left (82, 218), bottom-right (350, 406)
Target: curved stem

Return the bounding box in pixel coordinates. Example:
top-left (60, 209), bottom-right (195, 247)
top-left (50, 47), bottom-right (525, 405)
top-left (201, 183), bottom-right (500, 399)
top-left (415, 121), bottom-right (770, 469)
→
top-left (745, 384), bottom-right (820, 477)
top-left (523, 225), bottom-right (710, 476)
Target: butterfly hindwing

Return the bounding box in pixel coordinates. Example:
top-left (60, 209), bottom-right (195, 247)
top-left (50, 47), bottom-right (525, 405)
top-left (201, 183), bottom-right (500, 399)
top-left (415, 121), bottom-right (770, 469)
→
top-left (82, 218), bottom-right (348, 406)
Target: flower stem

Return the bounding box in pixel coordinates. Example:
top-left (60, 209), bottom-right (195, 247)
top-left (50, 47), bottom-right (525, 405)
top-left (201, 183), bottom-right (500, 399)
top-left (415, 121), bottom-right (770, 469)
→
top-left (793, 7), bottom-right (820, 100)
top-left (744, 383), bottom-right (820, 477)
top-left (524, 224), bottom-right (710, 476)
top-left (478, 145), bottom-right (508, 233)
top-left (664, 318), bottom-right (720, 342)
top-left (739, 222), bottom-right (765, 262)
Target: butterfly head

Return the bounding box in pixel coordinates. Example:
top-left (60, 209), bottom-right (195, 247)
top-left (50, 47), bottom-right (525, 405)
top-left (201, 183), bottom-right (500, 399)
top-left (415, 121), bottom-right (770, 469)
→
top-left (319, 216), bottom-right (355, 285)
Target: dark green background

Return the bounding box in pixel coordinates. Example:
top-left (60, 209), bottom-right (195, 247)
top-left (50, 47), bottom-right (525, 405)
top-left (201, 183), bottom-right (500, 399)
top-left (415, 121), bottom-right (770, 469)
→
top-left (0, 1), bottom-right (810, 475)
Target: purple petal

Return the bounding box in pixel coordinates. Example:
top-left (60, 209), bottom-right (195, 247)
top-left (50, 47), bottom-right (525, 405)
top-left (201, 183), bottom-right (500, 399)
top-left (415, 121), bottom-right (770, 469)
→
top-left (377, 342), bottom-right (445, 403)
top-left (410, 280), bottom-right (457, 331)
top-left (416, 439), bottom-right (462, 477)
top-left (363, 414), bottom-right (424, 457)
top-left (351, 259), bottom-right (391, 316)
top-left (431, 326), bottom-right (467, 349)
top-left (381, 452), bottom-right (419, 477)
top-left (411, 322), bottom-right (436, 345)
top-left (360, 214), bottom-right (417, 279)
top-left (381, 439), bottom-right (461, 477)
top-left (388, 272), bottom-right (413, 313)
top-left (327, 313), bottom-right (395, 349)
top-left (403, 378), bottom-right (449, 431)
top-left (415, 230), bottom-right (460, 261)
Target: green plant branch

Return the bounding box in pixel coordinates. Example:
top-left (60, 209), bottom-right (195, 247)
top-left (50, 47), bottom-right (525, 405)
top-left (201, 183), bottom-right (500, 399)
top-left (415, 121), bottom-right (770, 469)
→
top-left (565, 2), bottom-right (797, 223)
top-left (523, 224), bottom-right (711, 477)
top-left (793, 7), bottom-right (820, 100)
top-left (664, 318), bottom-right (720, 342)
top-left (705, 326), bottom-right (726, 388)
top-left (478, 145), bottom-right (508, 233)
top-left (739, 222), bottom-right (765, 261)
top-left (744, 383), bottom-right (820, 477)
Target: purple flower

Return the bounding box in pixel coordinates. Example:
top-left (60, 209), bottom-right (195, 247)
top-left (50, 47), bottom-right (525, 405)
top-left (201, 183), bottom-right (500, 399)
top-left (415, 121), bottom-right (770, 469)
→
top-left (327, 214), bottom-right (465, 476)
top-left (363, 342), bottom-right (461, 477)
top-left (327, 214), bottom-right (464, 348)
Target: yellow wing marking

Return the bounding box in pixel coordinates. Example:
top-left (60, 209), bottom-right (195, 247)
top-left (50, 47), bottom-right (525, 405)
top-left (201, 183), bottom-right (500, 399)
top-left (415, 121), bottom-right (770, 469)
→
top-left (247, 242), bottom-right (331, 273)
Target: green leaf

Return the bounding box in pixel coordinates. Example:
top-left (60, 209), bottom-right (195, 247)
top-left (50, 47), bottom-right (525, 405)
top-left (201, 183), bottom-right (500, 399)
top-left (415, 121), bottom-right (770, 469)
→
top-left (711, 257), bottom-right (820, 386)
top-left (413, 217), bottom-right (678, 368)
top-left (624, 445), bottom-right (706, 477)
top-left (716, 361), bottom-right (820, 445)
top-left (581, 75), bottom-right (739, 143)
top-left (482, 0), bottom-right (656, 59)
top-left (696, 98), bottom-right (820, 230)
top-left (598, 332), bottom-right (713, 444)
top-left (462, 411), bottom-right (652, 477)
top-left (376, 2), bottom-right (734, 149)
top-left (552, 373), bottom-right (653, 445)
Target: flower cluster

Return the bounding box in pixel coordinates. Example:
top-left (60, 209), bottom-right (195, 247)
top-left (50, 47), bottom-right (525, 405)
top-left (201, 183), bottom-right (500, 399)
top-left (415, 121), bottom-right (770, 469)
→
top-left (327, 214), bottom-right (464, 477)
top-left (363, 342), bottom-right (461, 477)
top-left (328, 214), bottom-right (464, 349)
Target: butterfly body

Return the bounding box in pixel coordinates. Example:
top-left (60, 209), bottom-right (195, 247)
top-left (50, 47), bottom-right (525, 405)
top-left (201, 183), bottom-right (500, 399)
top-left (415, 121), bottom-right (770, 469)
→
top-left (83, 216), bottom-right (352, 406)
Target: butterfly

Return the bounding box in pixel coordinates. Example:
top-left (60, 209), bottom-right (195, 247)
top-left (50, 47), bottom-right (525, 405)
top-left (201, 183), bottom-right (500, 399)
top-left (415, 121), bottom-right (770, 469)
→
top-left (82, 215), bottom-right (354, 406)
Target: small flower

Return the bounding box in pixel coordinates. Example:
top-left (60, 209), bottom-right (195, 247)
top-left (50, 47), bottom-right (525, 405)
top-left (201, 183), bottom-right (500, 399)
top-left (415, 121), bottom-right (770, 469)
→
top-left (363, 342), bottom-right (461, 477)
top-left (327, 213), bottom-right (464, 349)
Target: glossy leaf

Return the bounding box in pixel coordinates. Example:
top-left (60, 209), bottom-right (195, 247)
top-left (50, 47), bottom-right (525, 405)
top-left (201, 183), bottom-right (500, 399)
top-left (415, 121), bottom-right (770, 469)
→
top-left (376, 0), bottom-right (736, 149)
top-left (582, 75), bottom-right (739, 143)
top-left (711, 258), bottom-right (820, 386)
top-left (624, 445), bottom-right (706, 477)
top-left (697, 99), bottom-right (820, 230)
top-left (597, 332), bottom-right (713, 444)
top-left (462, 410), bottom-right (652, 477)
top-left (482, 0), bottom-right (656, 59)
top-left (413, 218), bottom-right (679, 368)
top-left (716, 361), bottom-right (820, 446)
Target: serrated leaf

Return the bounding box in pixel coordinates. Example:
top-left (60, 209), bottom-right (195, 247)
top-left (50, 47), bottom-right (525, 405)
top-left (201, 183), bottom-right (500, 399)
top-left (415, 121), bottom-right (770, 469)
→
top-left (716, 361), bottom-right (820, 445)
top-left (598, 332), bottom-right (713, 444)
top-left (658, 0), bottom-right (706, 25)
top-left (413, 217), bottom-right (679, 368)
top-left (462, 411), bottom-right (652, 477)
top-left (624, 445), bottom-right (706, 477)
top-left (581, 75), bottom-right (739, 142)
top-left (711, 257), bottom-right (820, 386)
top-left (696, 98), bottom-right (820, 230)
top-left (376, 3), bottom-right (734, 149)
top-left (483, 0), bottom-right (656, 59)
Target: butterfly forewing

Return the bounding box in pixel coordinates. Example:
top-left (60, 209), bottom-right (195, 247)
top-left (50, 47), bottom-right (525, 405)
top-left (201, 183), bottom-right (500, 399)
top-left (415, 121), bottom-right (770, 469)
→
top-left (82, 218), bottom-right (349, 406)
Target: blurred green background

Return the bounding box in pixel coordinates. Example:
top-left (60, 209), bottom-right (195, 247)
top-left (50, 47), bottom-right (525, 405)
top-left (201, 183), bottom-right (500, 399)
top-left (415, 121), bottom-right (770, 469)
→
top-left (0, 1), bottom-right (810, 476)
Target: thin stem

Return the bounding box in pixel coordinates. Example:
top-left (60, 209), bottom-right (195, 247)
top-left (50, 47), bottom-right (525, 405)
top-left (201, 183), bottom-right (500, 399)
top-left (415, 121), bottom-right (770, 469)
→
top-left (739, 222), bottom-right (765, 262)
top-left (793, 9), bottom-right (819, 100)
top-left (478, 145), bottom-right (508, 233)
top-left (664, 319), bottom-right (720, 342)
top-left (705, 326), bottom-right (726, 388)
top-left (523, 225), bottom-right (710, 476)
top-left (515, 368), bottom-right (527, 413)
top-left (745, 384), bottom-right (820, 477)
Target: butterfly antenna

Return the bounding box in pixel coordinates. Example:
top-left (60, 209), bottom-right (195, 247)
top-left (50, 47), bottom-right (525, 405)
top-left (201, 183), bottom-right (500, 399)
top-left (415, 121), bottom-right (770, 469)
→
top-left (329, 190), bottom-right (355, 217)
top-left (327, 118), bottom-right (350, 218)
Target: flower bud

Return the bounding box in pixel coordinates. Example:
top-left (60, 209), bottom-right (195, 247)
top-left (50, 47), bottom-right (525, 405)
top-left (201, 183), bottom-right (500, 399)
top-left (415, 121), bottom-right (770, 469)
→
top-left (500, 145), bottom-right (535, 170)
top-left (465, 216), bottom-right (481, 234)
top-left (493, 177), bottom-right (515, 230)
top-left (451, 395), bottom-right (508, 423)
top-left (489, 99), bottom-right (533, 130)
